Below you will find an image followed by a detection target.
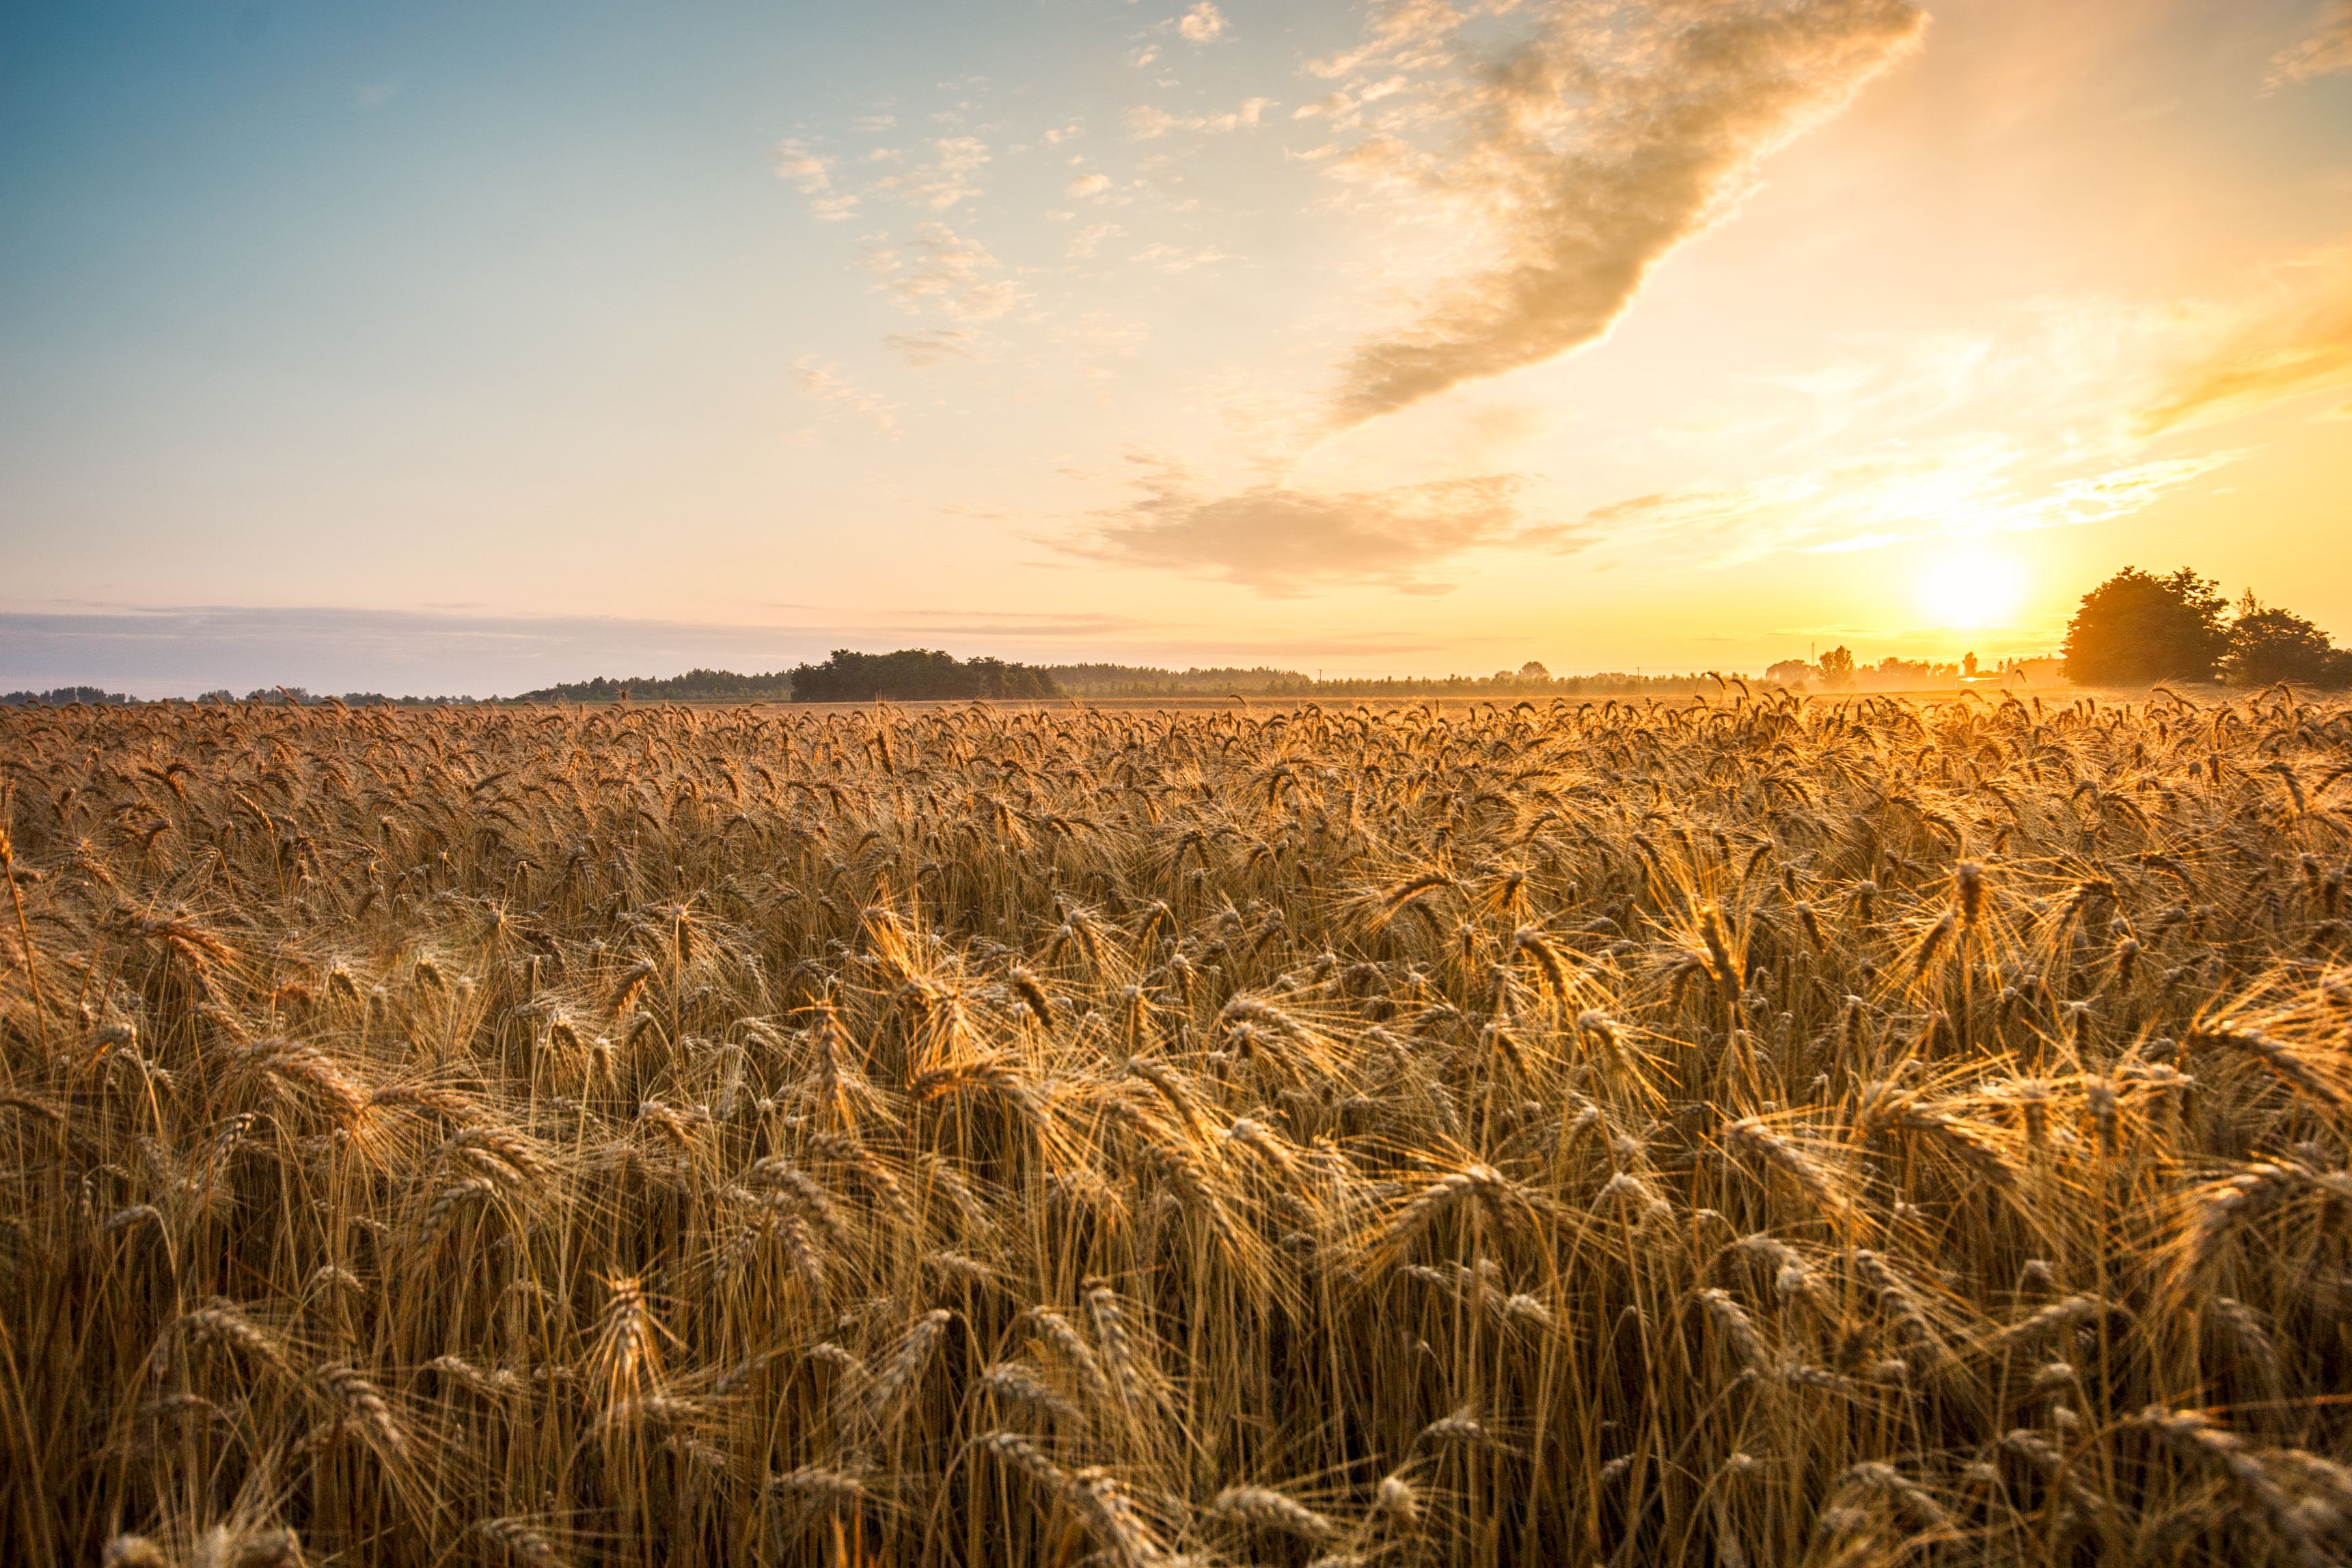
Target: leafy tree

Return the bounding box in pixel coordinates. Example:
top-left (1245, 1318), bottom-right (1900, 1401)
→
top-left (1817, 646), bottom-right (1855, 690)
top-left (2224, 594), bottom-right (2352, 689)
top-left (2061, 567), bottom-right (2231, 685)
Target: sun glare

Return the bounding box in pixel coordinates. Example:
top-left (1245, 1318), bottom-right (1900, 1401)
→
top-left (1915, 544), bottom-right (2027, 629)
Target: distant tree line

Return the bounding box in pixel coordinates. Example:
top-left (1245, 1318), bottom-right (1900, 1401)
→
top-left (1, 686), bottom-right (135, 706)
top-left (513, 668), bottom-right (793, 704)
top-left (5, 688), bottom-right (497, 707)
top-left (197, 689), bottom-right (488, 706)
top-left (1045, 663), bottom-right (1315, 696)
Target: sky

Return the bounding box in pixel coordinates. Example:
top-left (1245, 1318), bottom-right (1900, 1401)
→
top-left (1, 0), bottom-right (2349, 697)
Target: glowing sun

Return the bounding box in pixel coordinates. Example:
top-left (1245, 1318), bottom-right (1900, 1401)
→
top-left (1915, 545), bottom-right (2027, 630)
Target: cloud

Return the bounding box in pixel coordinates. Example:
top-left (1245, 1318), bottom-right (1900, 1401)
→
top-left (1130, 243), bottom-right (1237, 273)
top-left (1061, 456), bottom-right (1565, 594)
top-left (1179, 3), bottom-right (1227, 44)
top-left (1067, 222), bottom-right (1125, 258)
top-left (791, 355), bottom-right (899, 432)
top-left (1066, 171), bottom-right (1114, 197)
top-left (859, 223), bottom-right (1023, 321)
top-left (1308, 0), bottom-right (1464, 81)
top-left (2135, 249), bottom-right (2352, 434)
top-left (870, 135), bottom-right (991, 210)
top-left (884, 328), bottom-right (974, 368)
top-left (1576, 445), bottom-right (2241, 564)
top-left (774, 138), bottom-right (859, 220)
top-left (1125, 97), bottom-right (1274, 139)
top-left (2267, 1), bottom-right (2352, 90)
top-left (1319, 0), bottom-right (1926, 424)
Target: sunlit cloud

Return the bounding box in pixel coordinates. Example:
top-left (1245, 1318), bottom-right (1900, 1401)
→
top-left (1316, 0), bottom-right (1926, 424)
top-left (2135, 248), bottom-right (2352, 434)
top-left (858, 223), bottom-right (1023, 322)
top-left (2266, 1), bottom-right (2352, 90)
top-left (774, 138), bottom-right (859, 221)
top-left (1067, 222), bottom-right (1125, 258)
top-left (1576, 445), bottom-right (2241, 565)
top-left (791, 355), bottom-right (899, 433)
top-left (1065, 172), bottom-right (1114, 198)
top-left (1128, 243), bottom-right (1237, 273)
top-left (871, 135), bottom-right (992, 210)
top-left (1125, 98), bottom-right (1274, 139)
top-left (884, 328), bottom-right (973, 368)
top-left (1179, 4), bottom-right (1227, 46)
top-left (1061, 456), bottom-right (1567, 594)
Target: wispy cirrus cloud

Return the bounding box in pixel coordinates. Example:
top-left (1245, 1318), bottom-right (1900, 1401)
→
top-left (1312, 0), bottom-right (1927, 424)
top-left (872, 135), bottom-right (992, 210)
top-left (884, 328), bottom-right (974, 368)
top-left (791, 355), bottom-right (899, 432)
top-left (859, 223), bottom-right (1024, 322)
top-left (1059, 456), bottom-right (1568, 594)
top-left (1577, 444), bottom-right (2243, 564)
top-left (2266, 1), bottom-right (2352, 90)
top-left (2135, 249), bottom-right (2352, 434)
top-left (774, 139), bottom-right (858, 221)
top-left (1125, 98), bottom-right (1274, 139)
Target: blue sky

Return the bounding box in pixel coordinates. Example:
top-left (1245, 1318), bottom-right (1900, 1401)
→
top-left (3, 1), bottom-right (2349, 695)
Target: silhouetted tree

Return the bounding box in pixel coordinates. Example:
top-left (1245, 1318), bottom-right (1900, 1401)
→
top-left (2061, 566), bottom-right (2231, 685)
top-left (2224, 594), bottom-right (2352, 689)
top-left (1817, 646), bottom-right (1855, 690)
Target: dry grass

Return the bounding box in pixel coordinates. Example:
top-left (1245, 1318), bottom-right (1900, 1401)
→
top-left (2, 687), bottom-right (2351, 1565)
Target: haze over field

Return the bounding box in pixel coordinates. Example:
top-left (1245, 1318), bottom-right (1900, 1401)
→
top-left (2, 0), bottom-right (2349, 695)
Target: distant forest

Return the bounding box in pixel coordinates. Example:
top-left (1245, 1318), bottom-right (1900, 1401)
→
top-left (515, 650), bottom-right (1059, 704)
top-left (2, 686), bottom-right (136, 706)
top-left (512, 668), bottom-right (795, 704)
top-left (510, 655), bottom-right (1748, 704)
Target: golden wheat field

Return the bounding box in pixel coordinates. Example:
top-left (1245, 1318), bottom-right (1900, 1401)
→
top-left (4, 691), bottom-right (2352, 1567)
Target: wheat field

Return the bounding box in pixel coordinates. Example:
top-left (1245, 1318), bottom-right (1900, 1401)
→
top-left (3, 690), bottom-right (2351, 1567)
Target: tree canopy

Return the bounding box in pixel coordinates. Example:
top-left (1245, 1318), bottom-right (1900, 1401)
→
top-left (2061, 567), bottom-right (2232, 685)
top-left (788, 649), bottom-right (1061, 702)
top-left (2224, 596), bottom-right (2352, 688)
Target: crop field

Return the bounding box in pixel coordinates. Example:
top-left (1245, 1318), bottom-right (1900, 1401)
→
top-left (5, 691), bottom-right (2352, 1567)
